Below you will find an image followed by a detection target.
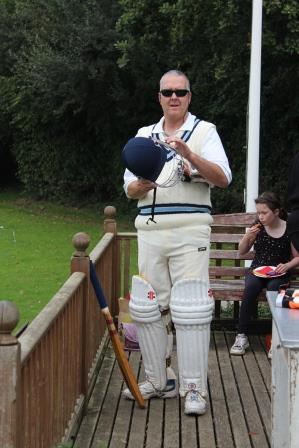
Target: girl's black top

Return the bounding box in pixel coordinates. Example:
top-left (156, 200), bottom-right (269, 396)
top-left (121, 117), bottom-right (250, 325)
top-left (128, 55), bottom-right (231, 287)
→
top-left (251, 226), bottom-right (291, 269)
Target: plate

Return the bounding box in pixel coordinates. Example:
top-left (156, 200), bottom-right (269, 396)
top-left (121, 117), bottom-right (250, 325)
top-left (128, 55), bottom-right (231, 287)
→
top-left (252, 266), bottom-right (285, 278)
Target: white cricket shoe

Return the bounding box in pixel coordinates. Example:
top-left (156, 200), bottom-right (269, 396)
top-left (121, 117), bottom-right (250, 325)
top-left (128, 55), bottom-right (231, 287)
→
top-left (230, 333), bottom-right (249, 355)
top-left (184, 390), bottom-right (207, 415)
top-left (122, 378), bottom-right (178, 401)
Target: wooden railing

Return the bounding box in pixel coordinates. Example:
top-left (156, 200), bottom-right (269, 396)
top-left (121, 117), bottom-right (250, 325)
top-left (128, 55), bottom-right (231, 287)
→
top-left (0, 206), bottom-right (119, 448)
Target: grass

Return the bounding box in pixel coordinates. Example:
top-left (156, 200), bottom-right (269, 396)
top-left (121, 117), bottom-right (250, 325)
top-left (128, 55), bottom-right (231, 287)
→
top-left (0, 188), bottom-right (136, 333)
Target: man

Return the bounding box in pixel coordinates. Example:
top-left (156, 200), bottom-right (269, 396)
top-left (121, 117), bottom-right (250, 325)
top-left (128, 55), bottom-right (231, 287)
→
top-left (122, 70), bottom-right (232, 415)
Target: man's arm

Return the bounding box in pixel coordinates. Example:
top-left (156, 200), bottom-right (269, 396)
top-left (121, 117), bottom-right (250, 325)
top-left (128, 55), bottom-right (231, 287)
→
top-left (186, 152), bottom-right (228, 188)
top-left (126, 178), bottom-right (155, 199)
top-left (165, 127), bottom-right (231, 188)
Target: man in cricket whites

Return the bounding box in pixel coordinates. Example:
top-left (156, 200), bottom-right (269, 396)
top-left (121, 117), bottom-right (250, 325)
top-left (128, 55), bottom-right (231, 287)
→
top-left (122, 69), bottom-right (232, 415)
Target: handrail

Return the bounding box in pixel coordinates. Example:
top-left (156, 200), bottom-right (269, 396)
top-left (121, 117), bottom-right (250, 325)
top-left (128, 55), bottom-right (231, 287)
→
top-left (0, 206), bottom-right (119, 448)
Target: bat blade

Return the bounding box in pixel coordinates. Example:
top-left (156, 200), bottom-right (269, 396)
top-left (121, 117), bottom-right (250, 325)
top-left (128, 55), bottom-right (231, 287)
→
top-left (102, 308), bottom-right (145, 408)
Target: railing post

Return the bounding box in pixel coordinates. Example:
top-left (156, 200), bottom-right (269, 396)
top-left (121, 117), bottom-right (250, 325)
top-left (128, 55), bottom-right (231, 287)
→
top-left (0, 301), bottom-right (21, 448)
top-left (103, 206), bottom-right (119, 317)
top-left (103, 205), bottom-right (117, 235)
top-left (71, 232), bottom-right (91, 396)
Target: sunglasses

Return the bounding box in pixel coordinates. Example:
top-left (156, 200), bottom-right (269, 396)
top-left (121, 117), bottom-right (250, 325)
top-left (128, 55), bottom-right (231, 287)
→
top-left (160, 89), bottom-right (190, 97)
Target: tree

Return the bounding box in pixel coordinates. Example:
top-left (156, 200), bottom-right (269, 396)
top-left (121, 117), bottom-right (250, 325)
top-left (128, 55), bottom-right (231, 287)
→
top-left (116, 0), bottom-right (299, 211)
top-left (4, 0), bottom-right (125, 202)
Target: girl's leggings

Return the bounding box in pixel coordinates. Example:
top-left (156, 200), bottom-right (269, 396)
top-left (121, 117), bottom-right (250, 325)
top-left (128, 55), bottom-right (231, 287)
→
top-left (238, 271), bottom-right (289, 334)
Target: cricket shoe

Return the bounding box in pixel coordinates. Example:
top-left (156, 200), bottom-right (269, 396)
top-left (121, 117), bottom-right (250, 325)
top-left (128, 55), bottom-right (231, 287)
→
top-left (184, 390), bottom-right (207, 415)
top-left (123, 378), bottom-right (178, 400)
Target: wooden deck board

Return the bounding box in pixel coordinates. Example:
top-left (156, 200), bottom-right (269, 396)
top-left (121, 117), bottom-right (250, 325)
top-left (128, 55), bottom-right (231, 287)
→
top-left (73, 348), bottom-right (116, 447)
top-left (208, 335), bottom-right (233, 448)
top-left (109, 352), bottom-right (141, 448)
top-left (74, 331), bottom-right (271, 448)
top-left (163, 355), bottom-right (180, 448)
top-left (226, 333), bottom-right (269, 448)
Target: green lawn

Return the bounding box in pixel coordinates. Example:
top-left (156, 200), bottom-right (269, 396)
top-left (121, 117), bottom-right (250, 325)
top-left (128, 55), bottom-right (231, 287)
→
top-left (0, 188), bottom-right (135, 332)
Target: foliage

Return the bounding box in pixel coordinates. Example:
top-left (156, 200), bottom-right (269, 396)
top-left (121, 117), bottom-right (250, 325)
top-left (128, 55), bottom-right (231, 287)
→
top-left (0, 0), bottom-right (298, 212)
top-left (2, 0), bottom-right (125, 202)
top-left (259, 0), bottom-right (299, 202)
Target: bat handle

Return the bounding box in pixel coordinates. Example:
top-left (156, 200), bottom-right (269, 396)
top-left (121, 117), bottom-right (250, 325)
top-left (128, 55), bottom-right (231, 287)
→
top-left (89, 260), bottom-right (107, 309)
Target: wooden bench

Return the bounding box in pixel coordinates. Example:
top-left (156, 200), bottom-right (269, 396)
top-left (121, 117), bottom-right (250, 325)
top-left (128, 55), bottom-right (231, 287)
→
top-left (209, 213), bottom-right (299, 332)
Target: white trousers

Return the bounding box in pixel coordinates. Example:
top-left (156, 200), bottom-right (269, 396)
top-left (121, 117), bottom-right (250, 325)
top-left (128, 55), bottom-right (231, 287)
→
top-left (137, 224), bottom-right (211, 308)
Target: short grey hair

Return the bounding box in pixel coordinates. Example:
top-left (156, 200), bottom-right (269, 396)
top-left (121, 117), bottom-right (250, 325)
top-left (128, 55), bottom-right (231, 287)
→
top-left (159, 70), bottom-right (190, 91)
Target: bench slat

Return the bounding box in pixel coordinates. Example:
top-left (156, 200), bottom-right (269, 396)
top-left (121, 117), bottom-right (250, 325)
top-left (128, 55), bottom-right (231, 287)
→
top-left (211, 234), bottom-right (243, 244)
top-left (210, 250), bottom-right (254, 260)
top-left (212, 212), bottom-right (256, 225)
top-left (209, 266), bottom-right (246, 277)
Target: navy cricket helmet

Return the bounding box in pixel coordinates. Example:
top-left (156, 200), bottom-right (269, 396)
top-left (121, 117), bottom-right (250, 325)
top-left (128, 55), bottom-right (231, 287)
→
top-left (122, 136), bottom-right (184, 187)
top-left (122, 137), bottom-right (167, 182)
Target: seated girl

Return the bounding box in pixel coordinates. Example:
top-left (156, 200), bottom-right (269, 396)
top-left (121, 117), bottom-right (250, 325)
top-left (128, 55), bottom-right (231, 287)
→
top-left (230, 191), bottom-right (299, 356)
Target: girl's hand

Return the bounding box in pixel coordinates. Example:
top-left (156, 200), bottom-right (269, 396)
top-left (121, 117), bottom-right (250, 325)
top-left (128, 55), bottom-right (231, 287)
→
top-left (275, 263), bottom-right (289, 274)
top-left (245, 225), bottom-right (261, 245)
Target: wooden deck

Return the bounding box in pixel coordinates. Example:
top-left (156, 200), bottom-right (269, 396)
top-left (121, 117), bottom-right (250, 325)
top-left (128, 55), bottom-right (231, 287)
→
top-left (73, 331), bottom-right (271, 448)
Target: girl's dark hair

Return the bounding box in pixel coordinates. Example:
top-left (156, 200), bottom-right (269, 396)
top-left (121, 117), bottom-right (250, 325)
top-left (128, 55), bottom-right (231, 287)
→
top-left (255, 191), bottom-right (288, 220)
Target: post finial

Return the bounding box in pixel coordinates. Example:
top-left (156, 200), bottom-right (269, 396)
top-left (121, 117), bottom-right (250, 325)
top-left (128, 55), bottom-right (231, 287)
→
top-left (104, 206), bottom-right (117, 234)
top-left (0, 301), bottom-right (20, 344)
top-left (72, 232), bottom-right (91, 256)
top-left (104, 205), bottom-right (116, 219)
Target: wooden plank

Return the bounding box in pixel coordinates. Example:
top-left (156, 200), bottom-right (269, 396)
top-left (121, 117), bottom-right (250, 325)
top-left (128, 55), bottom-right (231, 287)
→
top-left (209, 267), bottom-right (246, 276)
top-left (226, 333), bottom-right (270, 448)
top-left (211, 233), bottom-right (243, 243)
top-left (212, 212), bottom-right (256, 226)
top-left (210, 250), bottom-right (254, 260)
top-left (214, 331), bottom-right (252, 448)
top-left (73, 346), bottom-right (116, 448)
top-left (249, 335), bottom-right (271, 394)
top-left (210, 280), bottom-right (245, 287)
top-left (145, 398), bottom-right (164, 448)
top-left (127, 352), bottom-right (148, 448)
top-left (164, 353), bottom-right (180, 448)
top-left (208, 334), bottom-right (233, 448)
top-left (180, 397), bottom-right (198, 448)
top-left (90, 357), bottom-right (124, 448)
top-left (197, 394), bottom-right (216, 448)
top-left (244, 337), bottom-right (271, 442)
top-left (109, 351), bottom-right (143, 448)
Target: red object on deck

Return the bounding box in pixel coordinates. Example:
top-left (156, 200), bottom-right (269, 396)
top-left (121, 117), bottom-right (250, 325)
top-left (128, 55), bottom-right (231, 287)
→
top-left (265, 333), bottom-right (272, 352)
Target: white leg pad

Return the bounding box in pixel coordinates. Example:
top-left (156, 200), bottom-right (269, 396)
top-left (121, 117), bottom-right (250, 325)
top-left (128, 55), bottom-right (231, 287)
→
top-left (170, 279), bottom-right (214, 397)
top-left (129, 275), bottom-right (168, 390)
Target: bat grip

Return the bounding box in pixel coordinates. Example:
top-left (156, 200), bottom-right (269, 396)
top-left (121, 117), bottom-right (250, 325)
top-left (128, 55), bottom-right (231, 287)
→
top-left (89, 260), bottom-right (108, 309)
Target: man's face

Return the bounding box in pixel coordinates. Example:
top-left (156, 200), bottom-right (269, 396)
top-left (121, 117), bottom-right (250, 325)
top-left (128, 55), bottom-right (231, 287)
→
top-left (158, 74), bottom-right (191, 122)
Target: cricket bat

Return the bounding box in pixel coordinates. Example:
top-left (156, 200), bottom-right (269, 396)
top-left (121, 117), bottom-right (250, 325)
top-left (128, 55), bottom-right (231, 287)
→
top-left (89, 260), bottom-right (145, 408)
